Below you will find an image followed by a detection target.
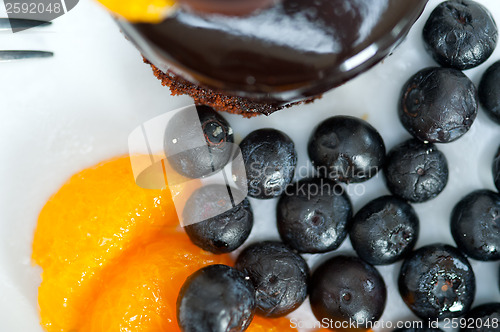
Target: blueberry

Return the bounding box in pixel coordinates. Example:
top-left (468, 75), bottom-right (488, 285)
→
top-left (384, 139), bottom-right (449, 203)
top-left (177, 264), bottom-right (256, 332)
top-left (308, 116), bottom-right (385, 183)
top-left (399, 67), bottom-right (478, 143)
top-left (310, 255), bottom-right (387, 328)
top-left (237, 129), bottom-right (297, 199)
top-left (451, 189), bottom-right (500, 261)
top-left (479, 61), bottom-right (500, 125)
top-left (460, 303), bottom-right (500, 332)
top-left (276, 177), bottom-right (352, 253)
top-left (398, 244), bottom-right (476, 320)
top-left (235, 241), bottom-right (309, 318)
top-left (183, 185), bottom-right (253, 254)
top-left (393, 327), bottom-right (443, 332)
top-left (495, 145), bottom-right (500, 192)
top-left (423, 0), bottom-right (498, 70)
top-left (350, 196), bottom-right (419, 265)
top-left (165, 105), bottom-right (234, 179)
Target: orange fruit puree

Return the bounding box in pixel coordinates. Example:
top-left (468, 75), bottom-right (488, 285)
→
top-left (96, 0), bottom-right (177, 23)
top-left (81, 233), bottom-right (232, 332)
top-left (32, 156), bottom-right (220, 331)
top-left (32, 155), bottom-right (298, 332)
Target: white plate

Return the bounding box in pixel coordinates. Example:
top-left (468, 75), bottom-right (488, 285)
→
top-left (1, 0), bottom-right (500, 331)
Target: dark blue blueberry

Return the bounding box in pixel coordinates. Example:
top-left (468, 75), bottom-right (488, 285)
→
top-left (237, 129), bottom-right (297, 199)
top-left (451, 190), bottom-right (500, 261)
top-left (177, 264), bottom-right (256, 332)
top-left (183, 185), bottom-right (253, 254)
top-left (235, 241), bottom-right (309, 318)
top-left (384, 139), bottom-right (449, 203)
top-left (310, 255), bottom-right (387, 329)
top-left (350, 195), bottom-right (419, 265)
top-left (399, 67), bottom-right (478, 143)
top-left (164, 105), bottom-right (234, 179)
top-left (276, 177), bottom-right (352, 253)
top-left (423, 0), bottom-right (498, 70)
top-left (480, 61), bottom-right (500, 125)
top-left (399, 244), bottom-right (476, 320)
top-left (308, 116), bottom-right (385, 183)
top-left (460, 303), bottom-right (500, 332)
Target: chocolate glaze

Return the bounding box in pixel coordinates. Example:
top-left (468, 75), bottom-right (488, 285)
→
top-left (120, 0), bottom-right (427, 104)
top-left (178, 0), bottom-right (280, 16)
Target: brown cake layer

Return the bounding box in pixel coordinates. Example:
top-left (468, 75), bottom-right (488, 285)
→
top-left (145, 58), bottom-right (320, 117)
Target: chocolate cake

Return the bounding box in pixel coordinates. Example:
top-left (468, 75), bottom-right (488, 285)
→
top-left (119, 0), bottom-right (428, 115)
top-left (145, 58), bottom-right (318, 117)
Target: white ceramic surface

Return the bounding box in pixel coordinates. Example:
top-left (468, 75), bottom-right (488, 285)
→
top-left (1, 0), bottom-right (500, 331)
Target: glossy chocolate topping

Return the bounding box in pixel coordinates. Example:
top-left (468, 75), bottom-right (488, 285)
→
top-left (123, 0), bottom-right (427, 103)
top-left (178, 0), bottom-right (280, 16)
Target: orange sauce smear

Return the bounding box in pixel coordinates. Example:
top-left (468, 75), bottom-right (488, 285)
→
top-left (32, 156), bottom-right (300, 331)
top-left (95, 0), bottom-right (177, 23)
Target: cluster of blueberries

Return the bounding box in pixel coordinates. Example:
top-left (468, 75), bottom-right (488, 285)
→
top-left (170, 1), bottom-right (500, 331)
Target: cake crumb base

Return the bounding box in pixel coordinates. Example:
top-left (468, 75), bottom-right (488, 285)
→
top-left (145, 58), bottom-right (320, 117)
